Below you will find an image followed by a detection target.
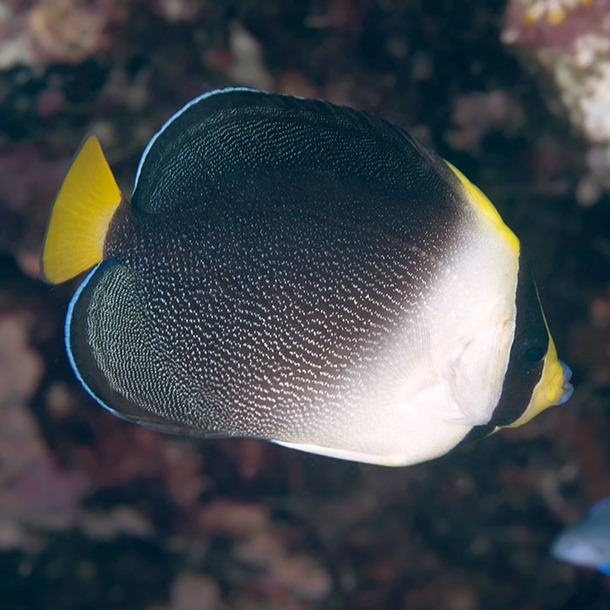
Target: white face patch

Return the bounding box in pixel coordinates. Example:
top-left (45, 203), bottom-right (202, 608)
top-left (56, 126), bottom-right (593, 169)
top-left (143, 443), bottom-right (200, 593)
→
top-left (272, 215), bottom-right (519, 467)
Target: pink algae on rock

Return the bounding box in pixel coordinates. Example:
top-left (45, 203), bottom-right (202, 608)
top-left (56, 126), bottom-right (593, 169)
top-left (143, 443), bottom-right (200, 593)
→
top-left (503, 0), bottom-right (610, 201)
top-left (0, 0), bottom-right (126, 69)
top-left (0, 313), bottom-right (89, 547)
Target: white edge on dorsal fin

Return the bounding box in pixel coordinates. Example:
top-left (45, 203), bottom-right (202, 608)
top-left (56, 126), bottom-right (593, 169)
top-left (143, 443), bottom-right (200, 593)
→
top-left (133, 87), bottom-right (258, 190)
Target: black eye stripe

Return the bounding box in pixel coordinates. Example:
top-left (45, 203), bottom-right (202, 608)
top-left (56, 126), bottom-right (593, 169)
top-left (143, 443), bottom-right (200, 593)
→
top-left (483, 256), bottom-right (548, 428)
top-left (523, 345), bottom-right (546, 364)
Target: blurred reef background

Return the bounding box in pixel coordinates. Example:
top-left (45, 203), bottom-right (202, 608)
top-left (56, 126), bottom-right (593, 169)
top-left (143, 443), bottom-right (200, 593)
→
top-left (1, 0), bottom-right (610, 608)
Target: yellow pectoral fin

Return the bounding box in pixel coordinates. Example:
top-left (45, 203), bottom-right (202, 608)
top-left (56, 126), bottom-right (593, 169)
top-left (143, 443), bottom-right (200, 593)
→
top-left (41, 135), bottom-right (122, 284)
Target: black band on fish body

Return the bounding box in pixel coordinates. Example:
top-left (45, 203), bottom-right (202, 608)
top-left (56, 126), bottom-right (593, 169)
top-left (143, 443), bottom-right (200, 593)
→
top-left (458, 255), bottom-right (549, 446)
top-left (492, 256), bottom-right (548, 426)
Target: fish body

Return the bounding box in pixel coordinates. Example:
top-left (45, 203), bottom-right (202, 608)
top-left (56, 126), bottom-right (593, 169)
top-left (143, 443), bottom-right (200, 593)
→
top-left (551, 499), bottom-right (610, 574)
top-left (41, 88), bottom-right (573, 466)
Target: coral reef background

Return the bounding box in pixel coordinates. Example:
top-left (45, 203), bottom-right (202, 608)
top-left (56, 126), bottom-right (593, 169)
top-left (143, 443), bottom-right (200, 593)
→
top-left (1, 1), bottom-right (609, 608)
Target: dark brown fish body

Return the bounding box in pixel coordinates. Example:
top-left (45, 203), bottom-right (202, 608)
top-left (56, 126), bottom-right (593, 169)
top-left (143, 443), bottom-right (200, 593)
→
top-left (42, 89), bottom-right (572, 466)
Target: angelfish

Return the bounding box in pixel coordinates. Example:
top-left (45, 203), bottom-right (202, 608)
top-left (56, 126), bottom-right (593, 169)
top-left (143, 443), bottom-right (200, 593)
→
top-left (41, 88), bottom-right (573, 466)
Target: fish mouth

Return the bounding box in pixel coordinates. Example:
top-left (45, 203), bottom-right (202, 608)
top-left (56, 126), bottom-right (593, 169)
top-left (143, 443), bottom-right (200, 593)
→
top-left (556, 361), bottom-right (574, 405)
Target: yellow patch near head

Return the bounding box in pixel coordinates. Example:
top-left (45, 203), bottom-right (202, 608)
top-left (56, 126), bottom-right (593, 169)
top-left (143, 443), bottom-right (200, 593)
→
top-left (506, 335), bottom-right (566, 429)
top-left (445, 161), bottom-right (520, 257)
top-left (41, 135), bottom-right (122, 284)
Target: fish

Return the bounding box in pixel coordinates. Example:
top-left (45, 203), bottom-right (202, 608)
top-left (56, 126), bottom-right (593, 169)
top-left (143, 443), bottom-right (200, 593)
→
top-left (41, 88), bottom-right (574, 466)
top-left (551, 499), bottom-right (610, 574)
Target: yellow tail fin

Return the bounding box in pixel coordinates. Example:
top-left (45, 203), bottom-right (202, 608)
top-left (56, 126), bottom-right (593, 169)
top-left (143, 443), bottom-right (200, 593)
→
top-left (41, 135), bottom-right (123, 284)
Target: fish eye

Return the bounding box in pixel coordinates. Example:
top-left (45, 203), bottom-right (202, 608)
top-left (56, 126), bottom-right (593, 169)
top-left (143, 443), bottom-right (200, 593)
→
top-left (522, 345), bottom-right (546, 364)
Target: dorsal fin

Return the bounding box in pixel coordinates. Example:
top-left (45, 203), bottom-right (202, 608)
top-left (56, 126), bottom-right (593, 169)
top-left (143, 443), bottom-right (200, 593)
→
top-left (131, 87), bottom-right (459, 217)
top-left (41, 135), bottom-right (122, 284)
